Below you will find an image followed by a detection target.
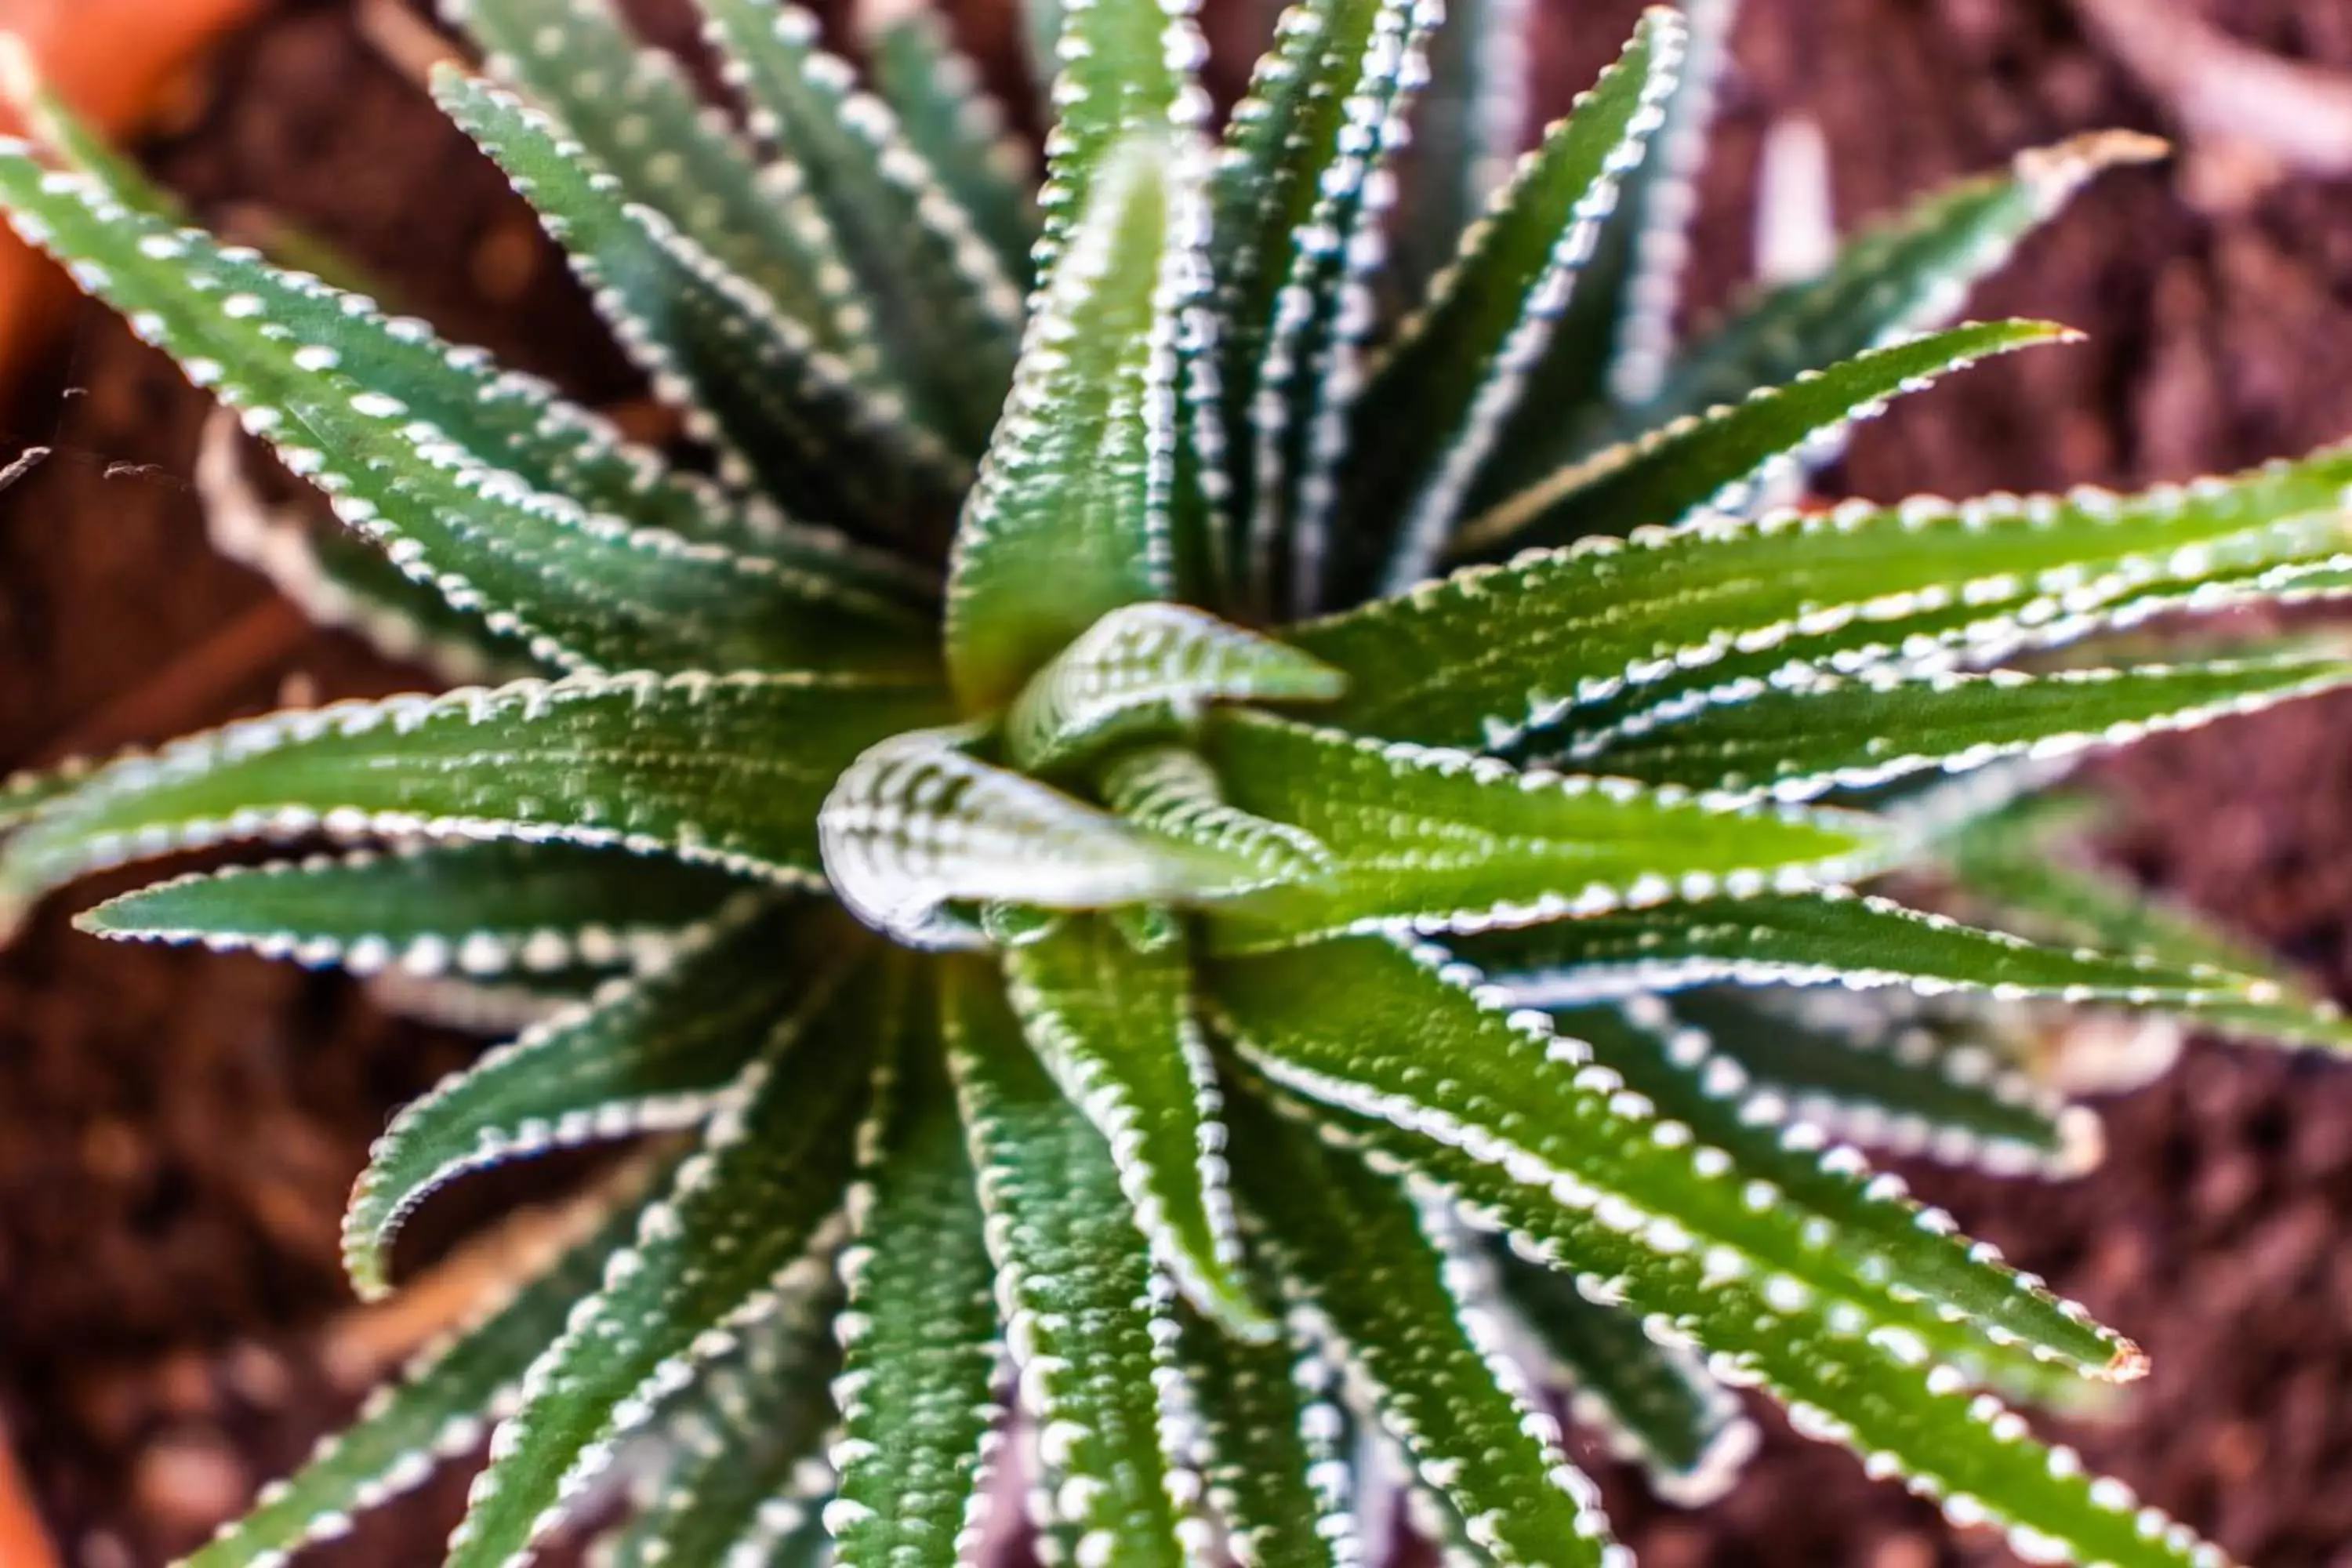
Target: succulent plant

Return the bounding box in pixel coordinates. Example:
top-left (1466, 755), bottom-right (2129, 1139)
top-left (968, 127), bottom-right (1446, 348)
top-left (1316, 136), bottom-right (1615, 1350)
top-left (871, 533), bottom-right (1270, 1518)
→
top-left (8, 0), bottom-right (2352, 1563)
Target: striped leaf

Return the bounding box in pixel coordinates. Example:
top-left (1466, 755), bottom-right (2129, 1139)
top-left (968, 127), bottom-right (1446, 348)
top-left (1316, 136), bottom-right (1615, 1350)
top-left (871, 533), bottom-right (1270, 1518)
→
top-left (443, 966), bottom-right (884, 1568)
top-left (1174, 1305), bottom-right (1357, 1568)
top-left (1390, 0), bottom-right (1534, 304)
top-left (80, 841), bottom-right (742, 980)
top-left (433, 67), bottom-right (971, 534)
top-left (1207, 934), bottom-right (2133, 1377)
top-left (1004, 602), bottom-right (1346, 774)
top-left (1335, 9), bottom-right (1687, 601)
top-left (858, 0), bottom-right (1039, 287)
top-left (827, 981), bottom-right (1006, 1568)
top-left (947, 130), bottom-right (1203, 708)
top-left (445, 0), bottom-right (874, 365)
top-left (1238, 0), bottom-right (1441, 615)
top-left (1489, 1240), bottom-right (1757, 1506)
top-left (1670, 989), bottom-right (2103, 1178)
top-left (1339, 1107), bottom-right (2222, 1568)
top-left (599, 1265), bottom-right (841, 1568)
top-left (0, 671), bottom-right (951, 919)
top-left (1003, 915), bottom-right (1265, 1334)
top-left (942, 959), bottom-right (1195, 1568)
top-left (695, 0), bottom-right (1026, 454)
top-left (1232, 1089), bottom-right (1623, 1567)
top-left (1642, 130), bottom-right (2169, 430)
top-left (818, 725), bottom-right (1254, 949)
top-left (340, 897), bottom-right (842, 1299)
top-left (183, 1169), bottom-right (659, 1568)
top-left (1198, 711), bottom-right (1882, 950)
top-left (0, 145), bottom-right (933, 681)
top-left (1289, 444), bottom-right (2352, 753)
top-left (1456, 320), bottom-right (2073, 557)
top-left (1589, 656), bottom-right (2352, 805)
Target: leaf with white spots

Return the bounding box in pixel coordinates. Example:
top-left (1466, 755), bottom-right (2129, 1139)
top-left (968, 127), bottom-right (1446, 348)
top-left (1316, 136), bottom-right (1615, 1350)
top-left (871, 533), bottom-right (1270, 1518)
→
top-left (601, 1243), bottom-right (843, 1568)
top-left (1389, 0), bottom-right (1534, 304)
top-left (183, 1167), bottom-right (661, 1568)
top-left (1470, 0), bottom-right (1740, 495)
top-left (946, 131), bottom-right (1203, 709)
top-left (0, 144), bottom-right (935, 681)
top-left (828, 978), bottom-right (1006, 1568)
top-left (1004, 602), bottom-right (1346, 774)
top-left (1290, 444), bottom-right (2352, 754)
top-left (1598, 656), bottom-right (2352, 806)
top-left (1664, 989), bottom-right (2103, 1179)
top-left (1488, 1239), bottom-right (1757, 1507)
top-left (341, 896), bottom-right (844, 1300)
top-left (1229, 1088), bottom-right (1624, 1568)
top-left (433, 66), bottom-right (971, 537)
top-left (859, 0), bottom-right (1039, 287)
top-left (1196, 710), bottom-right (1882, 952)
top-left (0, 761), bottom-right (81, 837)
top-left (1002, 914), bottom-right (1267, 1334)
top-left (1455, 321), bottom-right (2073, 557)
top-left (1174, 1303), bottom-right (1358, 1568)
top-left (444, 963), bottom-right (885, 1568)
top-left (1236, 0), bottom-right (1441, 615)
top-left (1206, 934), bottom-right (2133, 1378)
top-left (1331, 10), bottom-right (1686, 602)
top-left (79, 840), bottom-right (743, 980)
top-left (1337, 1105), bottom-right (2228, 1568)
top-left (695, 0), bottom-right (1026, 455)
top-left (942, 958), bottom-right (1197, 1568)
top-left (0, 671), bottom-right (950, 922)
top-left (1640, 130), bottom-right (2169, 431)
top-left (445, 0), bottom-right (877, 368)
top-left (818, 724), bottom-right (1255, 950)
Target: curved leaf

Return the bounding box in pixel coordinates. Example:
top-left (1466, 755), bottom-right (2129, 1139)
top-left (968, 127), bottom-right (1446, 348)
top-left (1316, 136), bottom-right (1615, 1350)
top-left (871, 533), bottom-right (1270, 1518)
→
top-left (1389, 0), bottom-right (1534, 303)
top-left (0, 671), bottom-right (951, 919)
top-left (942, 960), bottom-right (1195, 1568)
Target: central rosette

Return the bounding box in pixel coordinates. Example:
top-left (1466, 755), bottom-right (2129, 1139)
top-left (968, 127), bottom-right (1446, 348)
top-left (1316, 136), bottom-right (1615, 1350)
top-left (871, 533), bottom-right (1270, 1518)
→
top-left (817, 601), bottom-right (1349, 952)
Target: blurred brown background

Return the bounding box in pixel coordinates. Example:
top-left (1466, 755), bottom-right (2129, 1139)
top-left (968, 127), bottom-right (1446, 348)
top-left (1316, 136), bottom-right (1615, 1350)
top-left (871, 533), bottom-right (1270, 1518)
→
top-left (6, 1), bottom-right (2352, 1563)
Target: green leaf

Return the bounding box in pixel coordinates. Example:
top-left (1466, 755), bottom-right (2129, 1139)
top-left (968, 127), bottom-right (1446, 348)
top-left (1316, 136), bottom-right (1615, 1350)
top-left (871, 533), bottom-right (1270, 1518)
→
top-left (1330, 1107), bottom-right (2222, 1568)
top-left (942, 958), bottom-right (1194, 1568)
top-left (1640, 129), bottom-right (2169, 431)
top-left (1334, 9), bottom-right (1687, 601)
top-left (1460, 888), bottom-right (2298, 1011)
top-left (1456, 320), bottom-right (2073, 557)
top-left (1289, 444), bottom-right (2352, 753)
top-left (1389, 0), bottom-right (1533, 304)
top-left (1489, 1239), bottom-right (1757, 1506)
top-left (1198, 711), bottom-right (1882, 951)
top-left (80, 841), bottom-right (743, 979)
top-left (826, 982), bottom-right (1006, 1568)
top-left (1174, 1305), bottom-right (1357, 1568)
top-left (0, 144), bottom-right (935, 681)
top-left (445, 0), bottom-right (875, 366)
top-left (946, 132), bottom-right (1200, 709)
top-left (432, 67), bottom-right (971, 535)
top-left (858, 0), bottom-right (1040, 289)
top-left (818, 724), bottom-right (1254, 949)
top-left (1668, 989), bottom-right (2103, 1178)
top-left (183, 1169), bottom-right (659, 1568)
top-left (444, 964), bottom-right (886, 1568)
top-left (1470, 0), bottom-right (1739, 492)
top-left (340, 896), bottom-right (840, 1299)
top-left (1207, 934), bottom-right (2133, 1377)
top-left (1230, 1088), bottom-right (1623, 1566)
top-left (1588, 656), bottom-right (2352, 804)
top-left (1004, 602), bottom-right (1346, 774)
top-left (695, 0), bottom-right (1026, 454)
top-left (0, 671), bottom-right (950, 920)
top-left (600, 1265), bottom-right (842, 1568)
top-left (1003, 915), bottom-right (1266, 1334)
top-left (0, 760), bottom-right (82, 836)
top-left (1234, 0), bottom-right (1441, 616)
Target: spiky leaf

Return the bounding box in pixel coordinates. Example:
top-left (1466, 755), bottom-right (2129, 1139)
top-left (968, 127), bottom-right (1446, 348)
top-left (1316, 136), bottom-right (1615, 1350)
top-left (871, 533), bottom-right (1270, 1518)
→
top-left (1174, 1306), bottom-right (1357, 1568)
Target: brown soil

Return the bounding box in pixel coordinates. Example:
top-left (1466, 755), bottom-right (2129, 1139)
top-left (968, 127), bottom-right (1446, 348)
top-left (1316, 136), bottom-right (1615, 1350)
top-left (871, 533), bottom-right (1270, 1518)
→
top-left (4, 1), bottom-right (2352, 1565)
